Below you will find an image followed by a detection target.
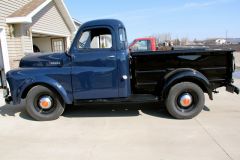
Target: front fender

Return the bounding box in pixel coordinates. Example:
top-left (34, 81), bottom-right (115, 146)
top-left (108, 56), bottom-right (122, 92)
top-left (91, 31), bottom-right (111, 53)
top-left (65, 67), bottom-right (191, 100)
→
top-left (18, 76), bottom-right (73, 105)
top-left (161, 68), bottom-right (213, 100)
top-left (12, 76), bottom-right (73, 104)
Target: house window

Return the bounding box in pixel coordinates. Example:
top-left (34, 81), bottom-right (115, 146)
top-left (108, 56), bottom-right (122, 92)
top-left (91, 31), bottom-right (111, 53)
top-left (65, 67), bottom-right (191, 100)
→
top-left (52, 38), bottom-right (65, 52)
top-left (78, 28), bottom-right (112, 49)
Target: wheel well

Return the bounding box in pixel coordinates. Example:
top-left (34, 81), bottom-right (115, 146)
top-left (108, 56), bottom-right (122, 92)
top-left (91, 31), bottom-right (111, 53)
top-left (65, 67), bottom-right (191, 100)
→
top-left (21, 83), bottom-right (64, 103)
top-left (163, 78), bottom-right (212, 99)
top-left (175, 78), bottom-right (208, 92)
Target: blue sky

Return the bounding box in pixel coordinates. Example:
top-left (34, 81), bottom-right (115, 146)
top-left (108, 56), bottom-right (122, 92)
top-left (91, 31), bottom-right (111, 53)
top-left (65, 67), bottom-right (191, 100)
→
top-left (64, 0), bottom-right (240, 41)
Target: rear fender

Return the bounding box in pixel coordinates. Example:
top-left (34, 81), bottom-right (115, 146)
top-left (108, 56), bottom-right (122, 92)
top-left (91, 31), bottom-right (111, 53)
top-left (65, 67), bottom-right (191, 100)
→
top-left (161, 68), bottom-right (213, 100)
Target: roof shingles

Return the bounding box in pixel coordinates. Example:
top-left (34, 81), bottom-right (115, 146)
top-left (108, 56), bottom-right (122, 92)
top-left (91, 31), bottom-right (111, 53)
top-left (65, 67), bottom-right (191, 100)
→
top-left (8, 0), bottom-right (46, 18)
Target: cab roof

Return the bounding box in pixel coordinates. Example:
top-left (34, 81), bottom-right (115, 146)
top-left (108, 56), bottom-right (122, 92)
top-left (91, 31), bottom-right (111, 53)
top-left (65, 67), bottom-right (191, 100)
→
top-left (81, 19), bottom-right (125, 29)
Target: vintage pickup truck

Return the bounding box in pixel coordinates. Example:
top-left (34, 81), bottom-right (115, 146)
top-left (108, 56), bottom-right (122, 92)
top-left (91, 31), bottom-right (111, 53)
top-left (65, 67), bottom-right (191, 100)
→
top-left (4, 19), bottom-right (239, 121)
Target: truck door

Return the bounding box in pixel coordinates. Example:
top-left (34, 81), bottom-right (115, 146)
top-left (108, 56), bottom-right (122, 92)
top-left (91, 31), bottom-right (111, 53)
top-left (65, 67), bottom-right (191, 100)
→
top-left (71, 27), bottom-right (118, 100)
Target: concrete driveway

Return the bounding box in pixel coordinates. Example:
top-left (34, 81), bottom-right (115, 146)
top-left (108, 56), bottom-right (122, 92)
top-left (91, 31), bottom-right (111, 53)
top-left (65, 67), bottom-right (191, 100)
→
top-left (0, 79), bottom-right (239, 160)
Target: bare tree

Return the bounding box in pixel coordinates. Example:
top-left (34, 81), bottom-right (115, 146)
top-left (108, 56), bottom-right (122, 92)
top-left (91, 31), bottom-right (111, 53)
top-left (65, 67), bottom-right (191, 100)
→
top-left (151, 33), bottom-right (172, 44)
top-left (180, 37), bottom-right (189, 46)
top-left (173, 38), bottom-right (180, 46)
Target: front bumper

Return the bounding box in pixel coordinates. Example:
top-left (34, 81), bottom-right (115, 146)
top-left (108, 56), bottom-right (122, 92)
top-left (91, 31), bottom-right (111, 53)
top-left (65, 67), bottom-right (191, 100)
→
top-left (5, 96), bottom-right (12, 104)
top-left (3, 87), bottom-right (12, 104)
top-left (3, 87), bottom-right (9, 97)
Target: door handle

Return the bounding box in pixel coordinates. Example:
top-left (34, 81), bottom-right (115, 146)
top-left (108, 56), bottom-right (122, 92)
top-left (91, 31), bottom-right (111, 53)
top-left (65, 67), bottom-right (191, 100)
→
top-left (107, 55), bottom-right (116, 59)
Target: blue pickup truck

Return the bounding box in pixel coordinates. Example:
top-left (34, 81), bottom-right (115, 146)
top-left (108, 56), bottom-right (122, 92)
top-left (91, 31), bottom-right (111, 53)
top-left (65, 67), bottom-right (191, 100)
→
top-left (4, 19), bottom-right (239, 121)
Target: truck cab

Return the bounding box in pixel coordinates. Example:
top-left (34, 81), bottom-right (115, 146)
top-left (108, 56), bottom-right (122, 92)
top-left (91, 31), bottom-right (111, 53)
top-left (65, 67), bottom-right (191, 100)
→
top-left (69, 19), bottom-right (131, 100)
top-left (4, 19), bottom-right (239, 121)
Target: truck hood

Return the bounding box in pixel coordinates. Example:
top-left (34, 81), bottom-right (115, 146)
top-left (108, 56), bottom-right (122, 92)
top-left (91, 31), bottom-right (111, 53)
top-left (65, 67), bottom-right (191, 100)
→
top-left (19, 52), bottom-right (67, 68)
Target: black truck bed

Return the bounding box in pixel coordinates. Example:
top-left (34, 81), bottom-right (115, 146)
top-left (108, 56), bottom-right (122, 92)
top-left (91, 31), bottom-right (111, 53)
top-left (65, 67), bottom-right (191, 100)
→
top-left (130, 49), bottom-right (235, 94)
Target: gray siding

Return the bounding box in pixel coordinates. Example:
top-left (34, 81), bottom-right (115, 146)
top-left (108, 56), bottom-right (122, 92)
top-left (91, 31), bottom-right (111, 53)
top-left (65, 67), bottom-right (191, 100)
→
top-left (32, 1), bottom-right (71, 36)
top-left (0, 0), bottom-right (32, 68)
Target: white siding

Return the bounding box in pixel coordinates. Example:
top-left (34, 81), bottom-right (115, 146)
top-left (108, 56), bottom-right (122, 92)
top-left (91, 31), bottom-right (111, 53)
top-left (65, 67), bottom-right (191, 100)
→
top-left (32, 1), bottom-right (71, 36)
top-left (235, 52), bottom-right (240, 67)
top-left (23, 35), bottom-right (34, 54)
top-left (0, 0), bottom-right (31, 27)
top-left (0, 0), bottom-right (32, 68)
top-left (22, 24), bottom-right (33, 54)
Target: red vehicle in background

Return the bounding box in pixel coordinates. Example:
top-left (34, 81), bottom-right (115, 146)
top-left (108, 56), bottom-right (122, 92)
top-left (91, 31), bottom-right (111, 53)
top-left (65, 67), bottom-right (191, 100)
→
top-left (129, 37), bottom-right (157, 52)
top-left (129, 37), bottom-right (173, 52)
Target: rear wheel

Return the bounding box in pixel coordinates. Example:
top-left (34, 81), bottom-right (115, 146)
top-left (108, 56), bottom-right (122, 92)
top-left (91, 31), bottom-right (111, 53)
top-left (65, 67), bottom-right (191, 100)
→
top-left (165, 82), bottom-right (205, 119)
top-left (26, 86), bottom-right (65, 121)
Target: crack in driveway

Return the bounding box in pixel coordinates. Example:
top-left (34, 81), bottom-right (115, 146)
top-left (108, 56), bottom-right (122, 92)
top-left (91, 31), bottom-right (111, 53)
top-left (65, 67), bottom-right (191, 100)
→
top-left (195, 118), bottom-right (233, 160)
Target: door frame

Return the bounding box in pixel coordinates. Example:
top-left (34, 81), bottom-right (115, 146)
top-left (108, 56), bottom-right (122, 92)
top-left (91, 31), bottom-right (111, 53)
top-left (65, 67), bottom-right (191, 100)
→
top-left (0, 27), bottom-right (10, 87)
top-left (0, 28), bottom-right (10, 72)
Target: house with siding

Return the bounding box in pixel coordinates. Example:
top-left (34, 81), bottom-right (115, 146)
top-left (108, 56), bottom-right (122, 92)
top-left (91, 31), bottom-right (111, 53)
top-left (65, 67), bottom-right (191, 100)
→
top-left (0, 0), bottom-right (77, 74)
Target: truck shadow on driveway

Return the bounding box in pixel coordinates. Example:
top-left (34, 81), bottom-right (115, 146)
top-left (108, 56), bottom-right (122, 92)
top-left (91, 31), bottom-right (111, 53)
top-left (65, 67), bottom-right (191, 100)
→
top-left (63, 103), bottom-right (173, 119)
top-left (0, 103), bottom-right (32, 120)
top-left (0, 102), bottom-right (211, 121)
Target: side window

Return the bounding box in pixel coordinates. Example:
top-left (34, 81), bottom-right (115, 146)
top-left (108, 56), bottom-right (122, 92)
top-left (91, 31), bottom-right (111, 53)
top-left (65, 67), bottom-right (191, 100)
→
top-left (78, 28), bottom-right (112, 49)
top-left (131, 40), bottom-right (151, 52)
top-left (119, 28), bottom-right (127, 50)
top-left (79, 31), bottom-right (91, 49)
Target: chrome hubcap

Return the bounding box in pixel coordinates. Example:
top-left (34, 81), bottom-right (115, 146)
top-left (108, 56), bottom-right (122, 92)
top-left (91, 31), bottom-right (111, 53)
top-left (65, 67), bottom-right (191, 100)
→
top-left (179, 93), bottom-right (193, 107)
top-left (38, 96), bottom-right (53, 109)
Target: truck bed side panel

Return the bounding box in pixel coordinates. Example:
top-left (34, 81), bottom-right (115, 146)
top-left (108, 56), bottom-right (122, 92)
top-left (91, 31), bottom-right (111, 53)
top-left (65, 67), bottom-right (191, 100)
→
top-left (131, 50), bottom-right (233, 94)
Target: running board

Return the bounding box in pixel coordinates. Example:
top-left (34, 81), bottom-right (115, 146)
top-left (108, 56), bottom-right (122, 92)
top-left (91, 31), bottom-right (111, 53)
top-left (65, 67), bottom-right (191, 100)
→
top-left (74, 94), bottom-right (159, 105)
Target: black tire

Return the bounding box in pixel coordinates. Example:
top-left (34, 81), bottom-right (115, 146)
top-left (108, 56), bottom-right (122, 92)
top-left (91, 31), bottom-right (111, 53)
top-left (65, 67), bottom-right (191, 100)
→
top-left (165, 82), bottom-right (205, 119)
top-left (26, 85), bottom-right (65, 121)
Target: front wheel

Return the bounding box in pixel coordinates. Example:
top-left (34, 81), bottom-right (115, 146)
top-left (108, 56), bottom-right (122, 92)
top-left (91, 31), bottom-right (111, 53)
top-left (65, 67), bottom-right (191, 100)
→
top-left (165, 82), bottom-right (205, 119)
top-left (26, 86), bottom-right (65, 121)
